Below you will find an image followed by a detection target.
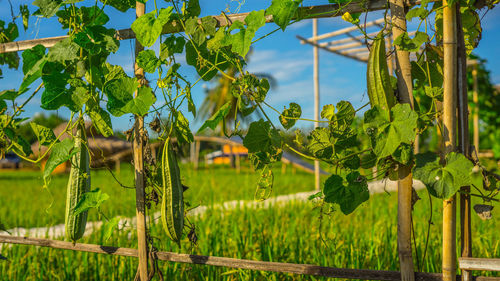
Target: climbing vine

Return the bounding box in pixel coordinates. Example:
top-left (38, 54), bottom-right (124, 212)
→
top-left (0, 0), bottom-right (498, 250)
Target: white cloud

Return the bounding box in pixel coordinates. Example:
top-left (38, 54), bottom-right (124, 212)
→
top-left (246, 49), bottom-right (313, 82)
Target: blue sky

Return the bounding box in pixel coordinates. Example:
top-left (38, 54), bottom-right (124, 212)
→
top-left (1, 0), bottom-right (499, 133)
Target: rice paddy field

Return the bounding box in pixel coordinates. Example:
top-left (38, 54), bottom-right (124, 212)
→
top-left (0, 164), bottom-right (499, 280)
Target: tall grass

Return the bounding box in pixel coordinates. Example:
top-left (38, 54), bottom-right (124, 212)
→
top-left (1, 187), bottom-right (498, 280)
top-left (0, 164), bottom-right (315, 228)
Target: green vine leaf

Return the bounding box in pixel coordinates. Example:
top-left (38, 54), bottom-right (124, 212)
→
top-left (186, 0), bottom-right (201, 17)
top-left (30, 122), bottom-right (56, 146)
top-left (136, 50), bottom-right (160, 73)
top-left (363, 104), bottom-right (417, 159)
top-left (393, 31), bottom-right (428, 52)
top-left (323, 172), bottom-right (369, 215)
top-left (279, 102), bottom-right (301, 130)
top-left (22, 45), bottom-right (45, 75)
top-left (131, 7), bottom-right (173, 47)
top-left (88, 108), bottom-right (113, 137)
top-left (255, 166), bottom-right (274, 200)
top-left (321, 104), bottom-right (335, 121)
top-left (47, 38), bottom-right (80, 62)
top-left (307, 127), bottom-right (334, 160)
top-left (414, 152), bottom-right (474, 199)
top-left (243, 119), bottom-right (281, 154)
top-left (221, 10), bottom-right (266, 57)
top-left (160, 36), bottom-right (185, 60)
top-left (33, 0), bottom-right (63, 18)
top-left (174, 110), bottom-right (194, 144)
top-left (406, 7), bottom-right (429, 21)
top-left (197, 101), bottom-right (231, 132)
top-left (104, 76), bottom-right (139, 116)
top-left (121, 87), bottom-right (156, 116)
top-left (102, 216), bottom-right (122, 241)
top-left (266, 0), bottom-right (302, 31)
top-left (73, 188), bottom-right (110, 216)
top-left (43, 138), bottom-right (79, 182)
top-left (41, 62), bottom-right (71, 110)
top-left (101, 0), bottom-right (135, 12)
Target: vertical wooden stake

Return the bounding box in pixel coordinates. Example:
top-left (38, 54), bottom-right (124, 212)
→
top-left (313, 18), bottom-right (320, 191)
top-left (442, 0), bottom-right (458, 280)
top-left (133, 2), bottom-right (148, 281)
top-left (472, 65), bottom-right (479, 153)
top-left (456, 9), bottom-right (472, 281)
top-left (389, 0), bottom-right (415, 280)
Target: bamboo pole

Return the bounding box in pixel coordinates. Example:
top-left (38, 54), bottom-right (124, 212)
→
top-left (6, 235), bottom-right (500, 281)
top-left (389, 0), bottom-right (415, 280)
top-left (296, 35), bottom-right (368, 63)
top-left (472, 65), bottom-right (479, 153)
top-left (306, 18), bottom-right (386, 42)
top-left (133, 2), bottom-right (148, 280)
top-left (313, 18), bottom-right (321, 191)
top-left (442, 0), bottom-right (458, 279)
top-left (0, 0), bottom-right (414, 54)
top-left (456, 9), bottom-right (472, 281)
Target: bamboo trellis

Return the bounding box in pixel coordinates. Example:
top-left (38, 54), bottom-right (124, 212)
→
top-left (0, 0), bottom-right (499, 281)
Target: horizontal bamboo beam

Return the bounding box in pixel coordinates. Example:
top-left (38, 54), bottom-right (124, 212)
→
top-left (339, 46), bottom-right (368, 54)
top-left (316, 31), bottom-right (379, 47)
top-left (4, 235), bottom-right (500, 280)
top-left (459, 258), bottom-right (500, 272)
top-left (0, 0), bottom-right (394, 54)
top-left (297, 35), bottom-right (367, 63)
top-left (306, 18), bottom-right (386, 42)
top-left (329, 41), bottom-right (364, 51)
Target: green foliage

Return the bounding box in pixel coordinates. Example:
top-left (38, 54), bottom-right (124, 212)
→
top-left (266, 0), bottom-right (303, 31)
top-left (243, 119), bottom-right (281, 154)
top-left (323, 172), bottom-right (369, 215)
top-left (219, 10), bottom-right (266, 58)
top-left (33, 0), bottom-right (63, 18)
top-left (279, 102), bottom-right (301, 130)
top-left (88, 108), bottom-right (113, 137)
top-left (102, 216), bottom-right (121, 241)
top-left (131, 7), bottom-right (174, 47)
top-left (136, 50), bottom-right (160, 73)
top-left (104, 77), bottom-right (156, 117)
top-left (197, 102), bottom-right (231, 132)
top-left (43, 138), bottom-right (79, 182)
top-left (363, 104), bottom-right (417, 159)
top-left (30, 122), bottom-right (56, 146)
top-left (393, 32), bottom-right (428, 52)
top-left (73, 188), bottom-right (110, 216)
top-left (414, 152), bottom-right (474, 199)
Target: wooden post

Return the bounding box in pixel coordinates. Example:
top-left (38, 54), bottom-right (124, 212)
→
top-left (115, 159), bottom-right (121, 174)
top-left (442, 0), bottom-right (458, 280)
top-left (456, 9), bottom-right (472, 281)
top-left (194, 140), bottom-right (200, 170)
top-left (389, 0), bottom-right (415, 280)
top-left (133, 2), bottom-right (148, 280)
top-left (472, 65), bottom-right (479, 154)
top-left (313, 18), bottom-right (321, 191)
top-left (235, 151), bottom-right (241, 173)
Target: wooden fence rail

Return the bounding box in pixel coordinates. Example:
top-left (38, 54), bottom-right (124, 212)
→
top-left (1, 235), bottom-right (499, 281)
top-left (460, 258), bottom-right (500, 272)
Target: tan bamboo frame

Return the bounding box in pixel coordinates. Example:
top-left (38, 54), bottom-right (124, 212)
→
top-left (0, 0), bottom-right (498, 280)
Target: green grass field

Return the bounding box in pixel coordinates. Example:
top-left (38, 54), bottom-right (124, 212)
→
top-left (0, 164), bottom-right (499, 280)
